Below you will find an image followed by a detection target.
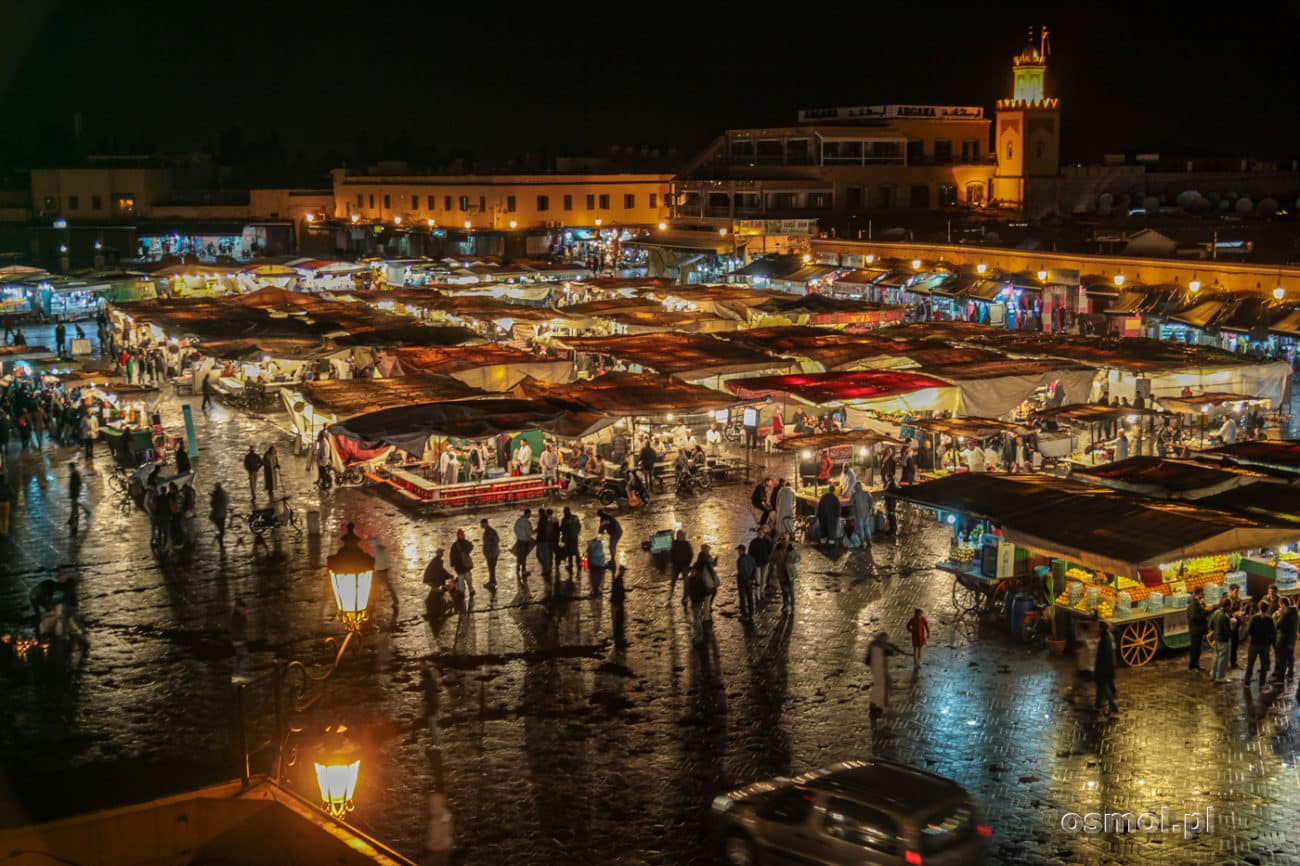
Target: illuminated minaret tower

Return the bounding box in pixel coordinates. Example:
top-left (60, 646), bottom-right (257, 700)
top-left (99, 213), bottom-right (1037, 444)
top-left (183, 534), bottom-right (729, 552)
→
top-left (993, 26), bottom-right (1061, 213)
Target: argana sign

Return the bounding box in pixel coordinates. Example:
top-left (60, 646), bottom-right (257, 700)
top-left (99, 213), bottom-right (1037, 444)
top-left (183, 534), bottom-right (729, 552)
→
top-left (798, 104), bottom-right (984, 122)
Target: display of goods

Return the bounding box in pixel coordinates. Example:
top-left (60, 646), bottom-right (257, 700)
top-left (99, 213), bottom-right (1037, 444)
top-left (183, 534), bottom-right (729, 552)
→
top-left (950, 544), bottom-right (976, 563)
top-left (1205, 583), bottom-right (1223, 605)
top-left (1146, 591), bottom-right (1164, 610)
top-left (1167, 591), bottom-right (1190, 609)
top-left (1177, 555), bottom-right (1232, 576)
top-left (1086, 586), bottom-right (1101, 607)
top-left (1066, 567), bottom-right (1092, 584)
top-left (1224, 571), bottom-right (1247, 589)
top-left (1117, 591), bottom-right (1132, 612)
top-left (1277, 562), bottom-right (1298, 588)
top-left (1068, 581), bottom-right (1084, 602)
top-left (1115, 576), bottom-right (1140, 591)
top-left (1280, 551), bottom-right (1299, 562)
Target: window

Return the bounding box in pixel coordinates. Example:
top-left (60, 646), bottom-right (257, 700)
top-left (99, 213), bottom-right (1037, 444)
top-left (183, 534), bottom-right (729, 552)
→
top-left (906, 139), bottom-right (925, 163)
top-left (756, 788), bottom-right (814, 826)
top-left (368, 194), bottom-right (375, 209)
top-left (114, 194), bottom-right (135, 216)
top-left (961, 139), bottom-right (981, 162)
top-left (478, 195), bottom-right (486, 212)
top-left (786, 138), bottom-right (811, 164)
top-left (445, 195), bottom-right (453, 211)
top-left (966, 182), bottom-right (986, 206)
top-left (1006, 141), bottom-right (1014, 160)
top-left (846, 186), bottom-right (864, 209)
top-left (624, 193), bottom-right (635, 209)
top-left (356, 193), bottom-right (364, 207)
top-left (91, 195), bottom-right (102, 210)
top-left (427, 195), bottom-right (435, 210)
top-left (537, 195), bottom-right (550, 212)
top-left (823, 798), bottom-right (900, 855)
top-left (459, 196), bottom-right (470, 211)
top-left (878, 185), bottom-right (897, 208)
top-left (598, 194), bottom-right (610, 209)
top-left (938, 184), bottom-right (957, 207)
top-left (586, 194), bottom-right (595, 210)
top-left (67, 195), bottom-right (79, 210)
top-left (383, 194), bottom-right (391, 209)
top-left (649, 193), bottom-right (657, 209)
top-left (506, 195), bottom-right (517, 213)
top-left (807, 192), bottom-right (833, 209)
top-left (563, 194), bottom-right (573, 211)
top-left (909, 184), bottom-right (931, 208)
top-left (933, 139), bottom-right (953, 163)
top-left (411, 195), bottom-right (418, 209)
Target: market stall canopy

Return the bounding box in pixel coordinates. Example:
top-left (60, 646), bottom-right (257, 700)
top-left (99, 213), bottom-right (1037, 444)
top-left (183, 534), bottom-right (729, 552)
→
top-left (716, 326), bottom-right (920, 371)
top-left (509, 372), bottom-right (742, 417)
top-left (725, 370), bottom-right (951, 406)
top-left (1197, 484), bottom-right (1300, 526)
top-left (1269, 309), bottom-right (1300, 338)
top-left (1199, 441), bottom-right (1300, 477)
top-left (913, 358), bottom-right (1097, 418)
top-left (831, 268), bottom-right (889, 286)
top-left (558, 332), bottom-right (789, 382)
top-left (114, 293), bottom-right (483, 348)
top-left (775, 430), bottom-right (908, 452)
top-left (375, 345), bottom-right (573, 390)
top-left (747, 293), bottom-right (904, 327)
top-left (622, 230), bottom-right (734, 255)
top-left (196, 337), bottom-right (335, 361)
top-left (895, 473), bottom-right (1300, 578)
top-left (1157, 392), bottom-right (1262, 414)
top-left (296, 375), bottom-right (485, 419)
top-left (1165, 299), bottom-right (1228, 330)
top-left (1070, 456), bottom-right (1268, 499)
top-left (329, 398), bottom-right (611, 458)
top-left (909, 417), bottom-right (1031, 441)
top-left (559, 298), bottom-right (730, 333)
top-left (1033, 403), bottom-right (1168, 424)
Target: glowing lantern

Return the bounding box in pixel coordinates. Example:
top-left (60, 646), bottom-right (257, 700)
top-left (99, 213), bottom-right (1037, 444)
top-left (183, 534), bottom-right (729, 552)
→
top-left (976, 263), bottom-right (987, 274)
top-left (911, 258), bottom-right (922, 270)
top-left (1113, 274), bottom-right (1125, 287)
top-left (393, 215), bottom-right (402, 225)
top-left (327, 523), bottom-right (374, 631)
top-left (1274, 286), bottom-right (1285, 300)
top-left (314, 725), bottom-right (360, 817)
top-left (1189, 279), bottom-right (1201, 293)
top-left (1036, 269), bottom-right (1048, 282)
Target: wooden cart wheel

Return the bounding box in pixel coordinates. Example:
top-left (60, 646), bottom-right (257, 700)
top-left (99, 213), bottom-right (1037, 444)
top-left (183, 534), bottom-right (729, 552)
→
top-left (1118, 620), bottom-right (1159, 667)
top-left (951, 577), bottom-right (981, 615)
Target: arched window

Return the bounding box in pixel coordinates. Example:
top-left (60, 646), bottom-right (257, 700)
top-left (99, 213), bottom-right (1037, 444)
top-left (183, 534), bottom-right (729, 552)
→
top-left (1006, 141), bottom-right (1014, 160)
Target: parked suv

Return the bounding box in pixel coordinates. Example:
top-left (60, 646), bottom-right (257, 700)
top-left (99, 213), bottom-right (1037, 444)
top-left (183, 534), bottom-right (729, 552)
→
top-left (711, 759), bottom-right (989, 866)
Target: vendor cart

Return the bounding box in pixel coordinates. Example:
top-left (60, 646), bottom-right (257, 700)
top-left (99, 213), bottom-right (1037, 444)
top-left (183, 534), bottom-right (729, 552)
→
top-left (935, 560), bottom-right (1014, 616)
top-left (1058, 605), bottom-right (1189, 667)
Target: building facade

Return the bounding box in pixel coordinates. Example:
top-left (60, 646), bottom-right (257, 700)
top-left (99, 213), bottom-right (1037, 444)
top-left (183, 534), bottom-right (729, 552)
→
top-left (329, 170), bottom-right (672, 230)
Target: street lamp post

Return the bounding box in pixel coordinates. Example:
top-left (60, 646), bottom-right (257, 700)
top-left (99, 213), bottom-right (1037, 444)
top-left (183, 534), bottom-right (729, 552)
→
top-left (231, 524), bottom-right (376, 814)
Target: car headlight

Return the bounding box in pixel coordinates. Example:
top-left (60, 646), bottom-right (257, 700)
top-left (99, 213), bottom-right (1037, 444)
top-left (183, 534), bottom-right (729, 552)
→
top-left (711, 795), bottom-right (735, 813)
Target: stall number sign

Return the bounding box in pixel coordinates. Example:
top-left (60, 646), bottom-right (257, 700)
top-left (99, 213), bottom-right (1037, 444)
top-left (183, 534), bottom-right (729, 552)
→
top-left (1163, 611), bottom-right (1189, 637)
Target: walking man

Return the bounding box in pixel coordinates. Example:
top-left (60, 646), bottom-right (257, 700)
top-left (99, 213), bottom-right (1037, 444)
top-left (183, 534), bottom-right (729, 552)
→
top-left (201, 371), bottom-right (213, 411)
top-left (243, 446), bottom-right (262, 499)
top-left (67, 461), bottom-right (87, 531)
top-left (55, 321), bottom-right (66, 357)
top-left (479, 519), bottom-right (499, 591)
top-left (749, 525), bottom-right (773, 598)
top-left (1270, 597), bottom-right (1298, 685)
top-left (668, 530), bottom-right (693, 606)
top-left (262, 445), bottom-right (279, 499)
top-left (1187, 586), bottom-right (1208, 671)
top-left (560, 507), bottom-right (581, 577)
top-left (210, 481), bottom-right (229, 545)
top-left (1094, 621), bottom-right (1119, 714)
top-left (1210, 598), bottom-right (1234, 683)
top-left (513, 508), bottom-right (533, 580)
top-left (772, 533), bottom-right (799, 614)
top-left (735, 544), bottom-right (757, 623)
top-left (1246, 602), bottom-right (1276, 689)
top-left (598, 509), bottom-right (622, 565)
top-left (450, 528), bottom-right (475, 599)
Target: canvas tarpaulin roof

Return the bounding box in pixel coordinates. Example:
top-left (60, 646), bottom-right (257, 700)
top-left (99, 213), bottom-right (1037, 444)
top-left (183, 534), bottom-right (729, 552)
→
top-left (1201, 441), bottom-right (1300, 475)
top-left (909, 417), bottom-right (1030, 441)
top-left (559, 332), bottom-right (790, 382)
top-left (725, 370), bottom-right (951, 405)
top-left (330, 398), bottom-right (612, 458)
top-left (775, 430), bottom-right (908, 452)
top-left (1034, 404), bottom-right (1168, 424)
top-left (895, 473), bottom-right (1300, 578)
top-left (915, 359), bottom-right (1099, 418)
top-left (717, 326), bottom-right (923, 371)
top-left (1070, 456), bottom-right (1267, 499)
top-left (376, 345), bottom-right (573, 390)
top-left (509, 372), bottom-right (741, 417)
top-left (299, 375), bottom-right (486, 420)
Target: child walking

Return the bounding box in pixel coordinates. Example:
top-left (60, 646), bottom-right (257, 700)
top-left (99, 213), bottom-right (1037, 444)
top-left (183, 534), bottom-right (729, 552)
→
top-left (906, 607), bottom-right (930, 666)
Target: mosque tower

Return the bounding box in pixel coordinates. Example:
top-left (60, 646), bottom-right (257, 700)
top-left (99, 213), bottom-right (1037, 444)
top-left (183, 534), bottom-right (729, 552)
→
top-left (993, 26), bottom-right (1061, 213)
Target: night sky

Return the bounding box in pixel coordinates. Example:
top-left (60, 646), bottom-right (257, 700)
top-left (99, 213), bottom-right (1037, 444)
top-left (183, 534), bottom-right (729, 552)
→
top-left (3, 0), bottom-right (1299, 170)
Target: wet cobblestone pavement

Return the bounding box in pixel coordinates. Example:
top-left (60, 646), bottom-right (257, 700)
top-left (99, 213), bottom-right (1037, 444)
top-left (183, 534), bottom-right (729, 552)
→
top-left (3, 329), bottom-right (1300, 864)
